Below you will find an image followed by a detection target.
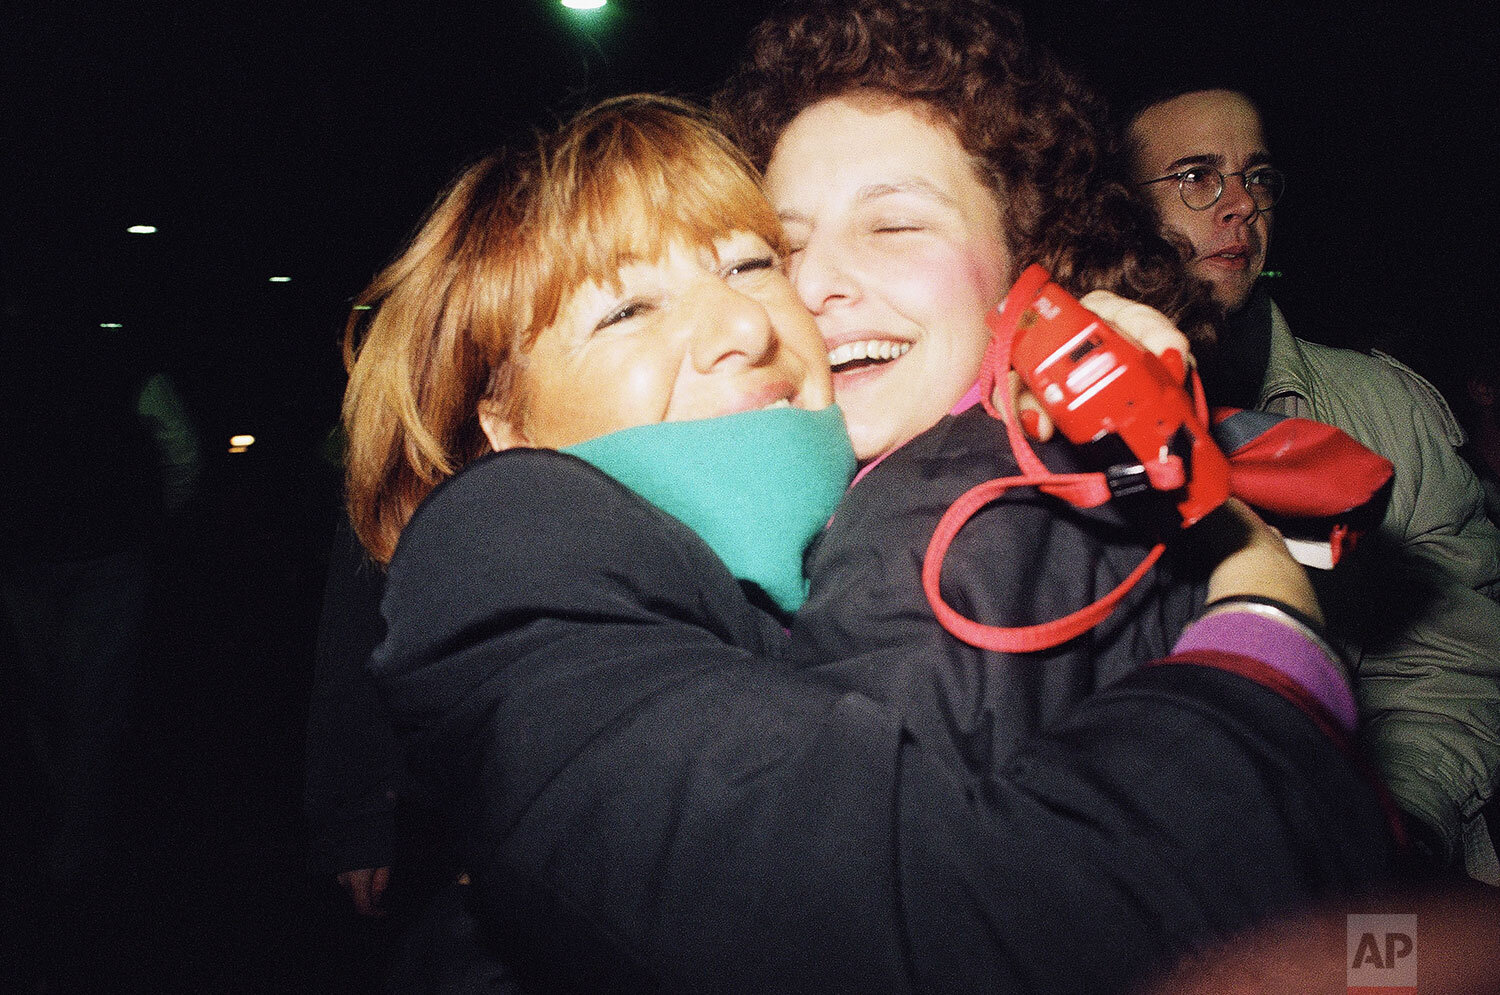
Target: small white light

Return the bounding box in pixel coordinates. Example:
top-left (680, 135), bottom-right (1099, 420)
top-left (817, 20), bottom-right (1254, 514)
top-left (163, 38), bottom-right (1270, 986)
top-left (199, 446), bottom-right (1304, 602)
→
top-left (268, 275), bottom-right (292, 283)
top-left (99, 322), bottom-right (124, 329)
top-left (127, 225), bottom-right (158, 234)
top-left (230, 434), bottom-right (256, 447)
top-left (562, 0), bottom-right (606, 8)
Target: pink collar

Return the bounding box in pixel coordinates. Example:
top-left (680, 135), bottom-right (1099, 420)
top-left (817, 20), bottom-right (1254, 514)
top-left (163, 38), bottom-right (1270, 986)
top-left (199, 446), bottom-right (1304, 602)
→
top-left (848, 379), bottom-right (985, 489)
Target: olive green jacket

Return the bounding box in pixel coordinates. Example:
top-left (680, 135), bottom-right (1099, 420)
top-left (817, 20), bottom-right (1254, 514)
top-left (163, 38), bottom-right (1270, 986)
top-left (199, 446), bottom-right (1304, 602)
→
top-left (1252, 290), bottom-right (1500, 878)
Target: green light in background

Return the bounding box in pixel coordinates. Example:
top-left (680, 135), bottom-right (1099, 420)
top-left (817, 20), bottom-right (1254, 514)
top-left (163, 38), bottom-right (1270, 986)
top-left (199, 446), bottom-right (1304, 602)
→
top-left (562, 0), bottom-right (606, 9)
top-left (126, 224), bottom-right (158, 234)
top-left (268, 275), bottom-right (292, 283)
top-left (100, 322), bottom-right (124, 329)
top-left (1259, 270), bottom-right (1283, 278)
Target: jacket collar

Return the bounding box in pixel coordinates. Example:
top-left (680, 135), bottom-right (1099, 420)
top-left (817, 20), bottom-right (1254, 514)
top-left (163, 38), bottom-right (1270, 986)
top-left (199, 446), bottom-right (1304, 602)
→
top-left (1231, 287), bottom-right (1314, 408)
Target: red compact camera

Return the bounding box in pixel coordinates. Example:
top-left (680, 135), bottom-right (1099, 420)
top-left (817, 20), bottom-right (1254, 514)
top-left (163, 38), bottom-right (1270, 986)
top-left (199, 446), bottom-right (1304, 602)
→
top-left (1003, 266), bottom-right (1230, 528)
top-left (925, 266), bottom-right (1235, 651)
top-left (925, 267), bottom-right (1387, 651)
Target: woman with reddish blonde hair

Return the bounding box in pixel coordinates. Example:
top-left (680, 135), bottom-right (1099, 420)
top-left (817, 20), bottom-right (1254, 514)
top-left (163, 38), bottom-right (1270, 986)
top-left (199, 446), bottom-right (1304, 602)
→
top-left (342, 93), bottom-right (802, 563)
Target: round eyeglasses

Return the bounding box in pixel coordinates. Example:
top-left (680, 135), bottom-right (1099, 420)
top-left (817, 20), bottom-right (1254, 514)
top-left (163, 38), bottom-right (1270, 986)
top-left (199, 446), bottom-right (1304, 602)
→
top-left (1140, 165), bottom-right (1286, 212)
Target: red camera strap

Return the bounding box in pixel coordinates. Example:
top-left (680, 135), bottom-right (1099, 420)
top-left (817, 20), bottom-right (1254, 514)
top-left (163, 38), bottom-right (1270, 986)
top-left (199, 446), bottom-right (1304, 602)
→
top-left (921, 267), bottom-right (1184, 653)
top-left (922, 268), bottom-right (1392, 653)
top-left (922, 475), bottom-right (1167, 653)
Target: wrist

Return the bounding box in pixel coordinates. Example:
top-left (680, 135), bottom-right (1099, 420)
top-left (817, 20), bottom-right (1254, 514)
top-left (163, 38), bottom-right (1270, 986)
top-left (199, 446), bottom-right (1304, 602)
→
top-left (1200, 594), bottom-right (1337, 659)
top-left (1179, 596), bottom-right (1356, 734)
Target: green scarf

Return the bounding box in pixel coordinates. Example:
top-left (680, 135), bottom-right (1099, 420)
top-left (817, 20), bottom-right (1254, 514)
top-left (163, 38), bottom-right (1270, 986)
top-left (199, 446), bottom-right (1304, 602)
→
top-left (564, 405), bottom-right (855, 614)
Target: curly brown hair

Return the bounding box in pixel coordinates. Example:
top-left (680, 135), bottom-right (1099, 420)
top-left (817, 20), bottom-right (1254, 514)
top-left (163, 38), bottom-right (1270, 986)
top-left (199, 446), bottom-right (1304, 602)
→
top-left (715, 0), bottom-right (1218, 343)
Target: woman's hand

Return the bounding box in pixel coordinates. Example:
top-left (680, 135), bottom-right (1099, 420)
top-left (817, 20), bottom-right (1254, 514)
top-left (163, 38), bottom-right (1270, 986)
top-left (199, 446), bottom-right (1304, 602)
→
top-left (995, 290), bottom-right (1194, 441)
top-left (1196, 498), bottom-right (1323, 626)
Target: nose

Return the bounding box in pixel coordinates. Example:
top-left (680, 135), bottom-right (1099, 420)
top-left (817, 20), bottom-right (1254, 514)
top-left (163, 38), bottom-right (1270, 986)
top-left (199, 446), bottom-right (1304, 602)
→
top-left (687, 278), bottom-right (777, 374)
top-left (789, 231), bottom-right (858, 315)
top-left (1216, 173), bottom-right (1258, 225)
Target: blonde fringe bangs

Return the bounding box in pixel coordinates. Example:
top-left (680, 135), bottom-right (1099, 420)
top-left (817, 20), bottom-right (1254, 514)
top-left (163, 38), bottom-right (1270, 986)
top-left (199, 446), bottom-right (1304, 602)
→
top-left (512, 97), bottom-right (785, 348)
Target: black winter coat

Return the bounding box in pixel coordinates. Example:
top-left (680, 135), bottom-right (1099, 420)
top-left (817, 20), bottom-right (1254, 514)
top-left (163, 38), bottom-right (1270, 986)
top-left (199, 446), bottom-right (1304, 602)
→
top-left (372, 446), bottom-right (1395, 995)
top-left (794, 405), bottom-right (1206, 781)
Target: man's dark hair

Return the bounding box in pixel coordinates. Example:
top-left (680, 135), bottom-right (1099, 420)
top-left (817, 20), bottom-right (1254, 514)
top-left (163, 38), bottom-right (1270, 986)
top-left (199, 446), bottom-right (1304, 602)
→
top-left (1117, 79), bottom-right (1270, 177)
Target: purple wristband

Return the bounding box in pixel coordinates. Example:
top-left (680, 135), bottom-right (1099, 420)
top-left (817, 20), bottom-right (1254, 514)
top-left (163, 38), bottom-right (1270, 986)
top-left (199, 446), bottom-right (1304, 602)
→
top-left (1174, 608), bottom-right (1357, 733)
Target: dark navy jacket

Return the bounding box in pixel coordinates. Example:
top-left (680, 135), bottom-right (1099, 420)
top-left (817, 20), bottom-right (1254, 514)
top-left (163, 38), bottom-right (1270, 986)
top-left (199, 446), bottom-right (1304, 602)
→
top-left (794, 405), bottom-right (1207, 781)
top-left (371, 445), bottom-right (1395, 995)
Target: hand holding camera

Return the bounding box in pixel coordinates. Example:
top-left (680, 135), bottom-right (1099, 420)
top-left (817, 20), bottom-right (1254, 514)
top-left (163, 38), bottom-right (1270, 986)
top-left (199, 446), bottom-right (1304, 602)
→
top-left (994, 264), bottom-right (1231, 528)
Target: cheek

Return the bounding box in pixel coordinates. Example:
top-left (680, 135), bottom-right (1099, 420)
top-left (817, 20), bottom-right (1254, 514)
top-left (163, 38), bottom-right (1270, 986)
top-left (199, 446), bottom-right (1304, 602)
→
top-left (1182, 213), bottom-right (1221, 254)
top-left (889, 245), bottom-right (1004, 351)
top-left (968, 243), bottom-right (1012, 309)
top-left (538, 346), bottom-right (679, 442)
top-left (775, 304), bottom-right (831, 365)
top-left (1155, 200), bottom-right (1209, 252)
top-left (612, 354), bottom-right (678, 423)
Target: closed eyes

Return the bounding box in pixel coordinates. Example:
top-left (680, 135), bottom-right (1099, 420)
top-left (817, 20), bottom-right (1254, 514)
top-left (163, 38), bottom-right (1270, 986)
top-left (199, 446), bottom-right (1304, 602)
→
top-left (723, 255), bottom-right (776, 277)
top-left (591, 256), bottom-right (777, 333)
top-left (593, 298), bottom-right (653, 333)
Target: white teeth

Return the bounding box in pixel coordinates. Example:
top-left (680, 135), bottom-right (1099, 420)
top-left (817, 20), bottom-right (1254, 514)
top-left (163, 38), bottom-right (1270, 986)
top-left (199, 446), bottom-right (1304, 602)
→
top-left (828, 339), bottom-right (911, 368)
top-left (763, 398), bottom-right (792, 409)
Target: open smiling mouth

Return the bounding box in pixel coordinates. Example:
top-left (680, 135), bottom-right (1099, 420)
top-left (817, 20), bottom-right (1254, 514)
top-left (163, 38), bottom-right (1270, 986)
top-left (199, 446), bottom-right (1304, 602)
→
top-left (827, 339), bottom-right (912, 374)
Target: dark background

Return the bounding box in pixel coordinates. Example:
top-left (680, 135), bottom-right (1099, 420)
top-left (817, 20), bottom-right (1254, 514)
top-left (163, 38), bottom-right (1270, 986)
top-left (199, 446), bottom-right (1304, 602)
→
top-left (6, 0), bottom-right (1496, 431)
top-left (2, 1), bottom-right (1496, 991)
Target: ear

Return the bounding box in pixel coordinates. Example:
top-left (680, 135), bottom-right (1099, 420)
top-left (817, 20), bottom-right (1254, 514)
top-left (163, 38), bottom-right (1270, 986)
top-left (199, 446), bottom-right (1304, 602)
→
top-left (478, 400), bottom-right (529, 451)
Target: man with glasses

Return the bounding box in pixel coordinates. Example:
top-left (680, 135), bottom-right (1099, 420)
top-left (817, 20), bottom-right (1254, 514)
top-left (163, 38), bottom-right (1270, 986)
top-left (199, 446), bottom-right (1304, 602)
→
top-left (1129, 87), bottom-right (1500, 885)
top-left (1130, 89), bottom-right (1281, 325)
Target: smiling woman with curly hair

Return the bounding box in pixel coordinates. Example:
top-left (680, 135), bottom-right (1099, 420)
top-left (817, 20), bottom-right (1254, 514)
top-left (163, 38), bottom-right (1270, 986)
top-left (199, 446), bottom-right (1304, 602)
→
top-left (717, 0), bottom-right (1216, 459)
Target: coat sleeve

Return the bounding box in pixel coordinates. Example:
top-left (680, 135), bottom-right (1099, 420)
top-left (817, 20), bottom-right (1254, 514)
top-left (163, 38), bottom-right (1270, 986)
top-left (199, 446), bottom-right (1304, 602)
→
top-left (372, 449), bottom-right (1394, 995)
top-left (793, 411), bottom-right (1203, 781)
top-left (372, 450), bottom-right (915, 992)
top-left (1308, 351), bottom-right (1500, 868)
